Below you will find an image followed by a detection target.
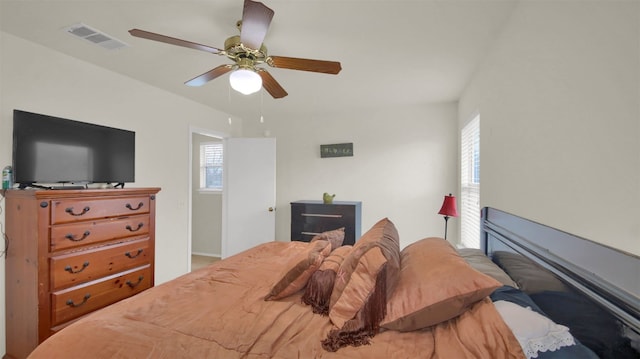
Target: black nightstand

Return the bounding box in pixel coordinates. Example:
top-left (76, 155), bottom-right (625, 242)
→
top-left (290, 200), bottom-right (362, 245)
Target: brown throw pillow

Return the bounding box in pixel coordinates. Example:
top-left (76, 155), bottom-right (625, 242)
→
top-left (264, 240), bottom-right (332, 301)
top-left (302, 245), bottom-right (353, 315)
top-left (381, 237), bottom-right (502, 332)
top-left (310, 227), bottom-right (345, 251)
top-left (322, 218), bottom-right (400, 351)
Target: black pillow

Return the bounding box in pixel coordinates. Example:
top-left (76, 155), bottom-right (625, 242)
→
top-left (491, 286), bottom-right (600, 359)
top-left (492, 251), bottom-right (570, 294)
top-left (490, 285), bottom-right (545, 315)
top-left (535, 342), bottom-right (600, 359)
top-left (530, 291), bottom-right (638, 359)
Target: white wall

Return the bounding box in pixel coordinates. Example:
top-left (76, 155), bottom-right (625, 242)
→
top-left (459, 1), bottom-right (639, 255)
top-left (0, 31), bottom-right (243, 355)
top-left (243, 103), bottom-right (459, 250)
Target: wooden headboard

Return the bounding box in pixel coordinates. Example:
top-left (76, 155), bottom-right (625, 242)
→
top-left (480, 207), bottom-right (640, 336)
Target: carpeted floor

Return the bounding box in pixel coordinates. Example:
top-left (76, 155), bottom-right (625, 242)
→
top-left (191, 254), bottom-right (220, 271)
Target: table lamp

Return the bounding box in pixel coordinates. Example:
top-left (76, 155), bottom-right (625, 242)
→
top-left (438, 193), bottom-right (458, 240)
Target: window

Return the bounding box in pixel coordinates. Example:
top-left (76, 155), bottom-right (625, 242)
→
top-left (460, 114), bottom-right (480, 248)
top-left (200, 142), bottom-right (223, 191)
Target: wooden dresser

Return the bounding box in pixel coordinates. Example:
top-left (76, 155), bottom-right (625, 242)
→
top-left (4, 187), bottom-right (160, 359)
top-left (290, 200), bottom-right (362, 245)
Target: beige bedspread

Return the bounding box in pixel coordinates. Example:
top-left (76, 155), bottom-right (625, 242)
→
top-left (29, 241), bottom-right (524, 359)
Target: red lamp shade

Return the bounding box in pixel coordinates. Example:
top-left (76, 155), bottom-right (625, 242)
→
top-left (438, 194), bottom-right (458, 217)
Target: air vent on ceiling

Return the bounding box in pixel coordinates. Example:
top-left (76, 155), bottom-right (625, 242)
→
top-left (64, 23), bottom-right (128, 50)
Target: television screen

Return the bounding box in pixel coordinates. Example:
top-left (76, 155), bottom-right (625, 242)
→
top-left (12, 110), bottom-right (135, 187)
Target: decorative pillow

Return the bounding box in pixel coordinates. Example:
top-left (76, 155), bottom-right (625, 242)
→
top-left (493, 300), bottom-right (575, 359)
top-left (381, 237), bottom-right (502, 332)
top-left (458, 248), bottom-right (519, 288)
top-left (302, 245), bottom-right (353, 315)
top-left (310, 227), bottom-right (345, 251)
top-left (322, 218), bottom-right (400, 352)
top-left (492, 251), bottom-right (569, 294)
top-left (264, 240), bottom-right (332, 301)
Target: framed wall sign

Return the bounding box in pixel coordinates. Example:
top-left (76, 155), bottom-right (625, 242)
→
top-left (320, 143), bottom-right (353, 158)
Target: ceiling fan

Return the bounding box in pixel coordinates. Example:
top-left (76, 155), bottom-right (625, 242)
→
top-left (128, 0), bottom-right (341, 99)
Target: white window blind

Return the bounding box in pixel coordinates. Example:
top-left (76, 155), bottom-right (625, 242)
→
top-left (200, 142), bottom-right (223, 190)
top-left (460, 114), bottom-right (480, 248)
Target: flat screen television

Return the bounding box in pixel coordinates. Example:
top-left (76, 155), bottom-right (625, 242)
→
top-left (12, 109), bottom-right (135, 188)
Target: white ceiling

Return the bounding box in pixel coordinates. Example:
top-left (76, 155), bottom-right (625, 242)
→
top-left (0, 0), bottom-right (518, 121)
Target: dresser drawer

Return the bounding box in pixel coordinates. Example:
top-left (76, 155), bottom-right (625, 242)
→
top-left (51, 196), bottom-right (150, 224)
top-left (291, 201), bottom-right (361, 245)
top-left (51, 265), bottom-right (152, 327)
top-left (50, 215), bottom-right (150, 252)
top-left (50, 239), bottom-right (151, 290)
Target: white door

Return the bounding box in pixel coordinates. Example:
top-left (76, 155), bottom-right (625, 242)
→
top-left (222, 137), bottom-right (276, 258)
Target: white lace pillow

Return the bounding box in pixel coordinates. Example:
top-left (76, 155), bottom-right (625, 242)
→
top-left (494, 300), bottom-right (575, 359)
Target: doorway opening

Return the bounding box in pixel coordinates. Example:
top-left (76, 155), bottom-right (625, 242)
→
top-left (188, 127), bottom-right (227, 272)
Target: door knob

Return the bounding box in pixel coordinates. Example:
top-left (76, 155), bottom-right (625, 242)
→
top-left (268, 207), bottom-right (275, 212)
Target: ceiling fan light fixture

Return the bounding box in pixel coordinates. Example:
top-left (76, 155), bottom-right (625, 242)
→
top-left (229, 68), bottom-right (262, 95)
top-left (128, 0), bottom-right (341, 99)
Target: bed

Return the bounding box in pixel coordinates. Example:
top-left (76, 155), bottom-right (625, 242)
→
top-left (26, 208), bottom-right (639, 359)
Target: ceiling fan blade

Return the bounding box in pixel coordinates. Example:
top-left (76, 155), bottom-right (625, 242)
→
top-left (268, 56), bottom-right (342, 74)
top-left (185, 65), bottom-right (234, 87)
top-left (240, 0), bottom-right (274, 50)
top-left (129, 29), bottom-right (222, 54)
top-left (258, 70), bottom-right (288, 99)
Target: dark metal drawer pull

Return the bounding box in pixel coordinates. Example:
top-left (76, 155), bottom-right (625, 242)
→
top-left (64, 261), bottom-right (90, 274)
top-left (65, 206), bottom-right (90, 216)
top-left (126, 223), bottom-right (144, 232)
top-left (126, 202), bottom-right (144, 211)
top-left (65, 230), bottom-right (91, 242)
top-left (301, 213), bottom-right (343, 218)
top-left (66, 293), bottom-right (91, 308)
top-left (126, 276), bottom-right (144, 289)
top-left (125, 249), bottom-right (143, 259)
